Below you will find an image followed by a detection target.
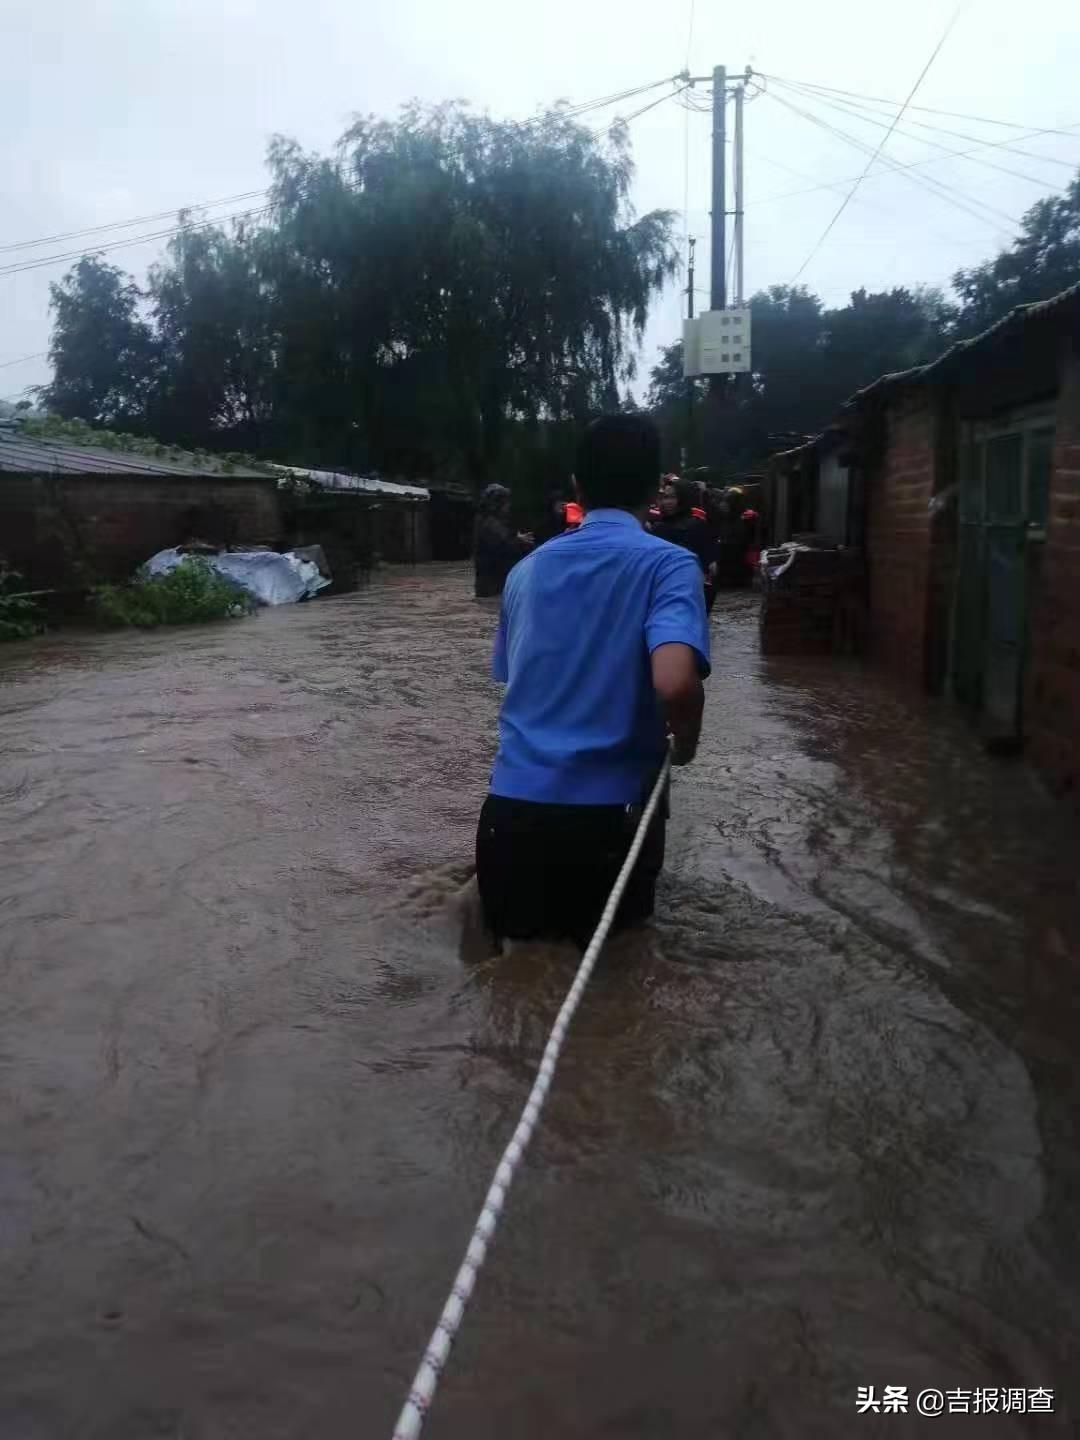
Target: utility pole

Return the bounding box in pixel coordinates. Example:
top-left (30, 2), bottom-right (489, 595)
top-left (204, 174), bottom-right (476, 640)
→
top-left (733, 80), bottom-right (745, 306)
top-left (703, 64), bottom-right (728, 466)
top-left (683, 235), bottom-right (696, 469)
top-left (710, 65), bottom-right (727, 313)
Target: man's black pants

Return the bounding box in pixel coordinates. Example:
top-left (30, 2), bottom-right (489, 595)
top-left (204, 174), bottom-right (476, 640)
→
top-left (475, 785), bottom-right (668, 952)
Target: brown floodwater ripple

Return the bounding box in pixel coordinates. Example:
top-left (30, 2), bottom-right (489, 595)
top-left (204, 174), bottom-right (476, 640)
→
top-left (1, 565), bottom-right (1078, 1437)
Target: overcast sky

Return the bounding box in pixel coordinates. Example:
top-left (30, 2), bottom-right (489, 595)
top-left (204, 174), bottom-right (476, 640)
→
top-left (3, 0), bottom-right (1079, 409)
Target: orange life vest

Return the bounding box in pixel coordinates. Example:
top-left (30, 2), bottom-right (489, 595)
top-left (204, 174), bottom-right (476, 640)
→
top-left (564, 501), bottom-right (584, 527)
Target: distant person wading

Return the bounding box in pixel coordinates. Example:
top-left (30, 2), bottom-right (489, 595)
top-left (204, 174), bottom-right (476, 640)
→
top-left (473, 484), bottom-right (534, 599)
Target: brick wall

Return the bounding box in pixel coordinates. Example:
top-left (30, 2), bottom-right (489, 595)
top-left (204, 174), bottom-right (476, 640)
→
top-left (1026, 340), bottom-right (1080, 803)
top-left (865, 392), bottom-right (938, 686)
top-left (0, 472), bottom-right (282, 589)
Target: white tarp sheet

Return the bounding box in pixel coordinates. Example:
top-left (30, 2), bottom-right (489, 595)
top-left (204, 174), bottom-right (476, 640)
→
top-left (143, 548), bottom-right (330, 606)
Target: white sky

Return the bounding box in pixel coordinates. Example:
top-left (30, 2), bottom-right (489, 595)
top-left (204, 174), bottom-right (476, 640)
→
top-left (3, 0), bottom-right (1079, 409)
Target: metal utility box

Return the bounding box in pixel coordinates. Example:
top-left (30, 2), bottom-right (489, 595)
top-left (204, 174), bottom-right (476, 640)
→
top-left (683, 309), bottom-right (752, 377)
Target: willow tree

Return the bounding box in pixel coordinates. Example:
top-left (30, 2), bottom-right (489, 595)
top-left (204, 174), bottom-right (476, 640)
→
top-left (44, 102), bottom-right (677, 482)
top-left (263, 102), bottom-right (677, 479)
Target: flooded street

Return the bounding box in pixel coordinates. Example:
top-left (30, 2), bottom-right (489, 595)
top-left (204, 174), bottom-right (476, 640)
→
top-left (2, 562), bottom-right (1078, 1437)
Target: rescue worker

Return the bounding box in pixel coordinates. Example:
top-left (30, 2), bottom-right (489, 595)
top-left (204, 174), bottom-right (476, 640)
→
top-left (474, 484), bottom-right (534, 598)
top-left (741, 505), bottom-right (762, 579)
top-left (691, 480), bottom-right (708, 522)
top-left (650, 477), bottom-right (718, 614)
top-left (476, 415), bottom-right (709, 951)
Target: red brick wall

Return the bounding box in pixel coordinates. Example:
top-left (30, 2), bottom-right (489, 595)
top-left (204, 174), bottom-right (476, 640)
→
top-left (0, 472), bottom-right (282, 589)
top-left (1026, 341), bottom-right (1080, 803)
top-left (865, 393), bottom-right (938, 686)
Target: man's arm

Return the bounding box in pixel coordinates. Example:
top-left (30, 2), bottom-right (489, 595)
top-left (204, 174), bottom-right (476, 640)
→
top-left (645, 549), bottom-right (711, 766)
top-left (651, 643), bottom-right (704, 765)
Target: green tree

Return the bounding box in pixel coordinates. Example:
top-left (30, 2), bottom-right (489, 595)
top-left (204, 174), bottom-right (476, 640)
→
top-left (646, 340), bottom-right (695, 467)
top-left (953, 173), bottom-right (1080, 335)
top-left (821, 286), bottom-right (954, 400)
top-left (262, 103), bottom-right (677, 480)
top-left (147, 219), bottom-right (276, 449)
top-left (47, 105), bottom-right (678, 487)
top-left (41, 256), bottom-right (158, 427)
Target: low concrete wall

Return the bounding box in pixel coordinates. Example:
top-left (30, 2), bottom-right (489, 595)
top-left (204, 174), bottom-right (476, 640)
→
top-left (0, 472), bottom-right (282, 589)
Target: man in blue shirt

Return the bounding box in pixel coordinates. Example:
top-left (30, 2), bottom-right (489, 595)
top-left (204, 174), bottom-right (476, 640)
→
top-left (476, 414), bottom-right (710, 951)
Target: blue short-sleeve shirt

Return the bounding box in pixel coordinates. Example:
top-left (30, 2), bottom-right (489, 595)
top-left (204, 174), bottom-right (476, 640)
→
top-left (490, 507), bottom-right (711, 805)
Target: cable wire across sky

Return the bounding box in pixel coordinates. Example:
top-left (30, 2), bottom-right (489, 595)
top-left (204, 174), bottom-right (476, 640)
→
top-left (0, 74), bottom-right (691, 280)
top-left (790, 2), bottom-right (970, 282)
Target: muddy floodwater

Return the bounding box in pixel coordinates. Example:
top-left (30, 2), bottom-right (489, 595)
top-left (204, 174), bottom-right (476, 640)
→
top-left (1, 564), bottom-right (1078, 1438)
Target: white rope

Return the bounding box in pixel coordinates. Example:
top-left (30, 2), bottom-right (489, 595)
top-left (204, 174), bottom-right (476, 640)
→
top-left (391, 748), bottom-right (674, 1439)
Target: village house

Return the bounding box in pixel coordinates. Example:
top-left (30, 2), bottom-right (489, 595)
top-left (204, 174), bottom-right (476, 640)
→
top-left (0, 421), bottom-right (475, 600)
top-left (765, 281), bottom-right (1080, 805)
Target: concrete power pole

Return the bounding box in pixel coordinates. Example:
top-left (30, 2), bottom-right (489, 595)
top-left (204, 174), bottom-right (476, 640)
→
top-left (702, 64), bottom-right (728, 464)
top-left (734, 80), bottom-right (745, 307)
top-left (698, 64), bottom-right (751, 464)
top-left (710, 65), bottom-right (727, 314)
top-left (683, 235), bottom-right (696, 469)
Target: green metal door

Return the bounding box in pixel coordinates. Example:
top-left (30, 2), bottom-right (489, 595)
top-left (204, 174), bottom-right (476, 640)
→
top-left (951, 416), bottom-right (1054, 740)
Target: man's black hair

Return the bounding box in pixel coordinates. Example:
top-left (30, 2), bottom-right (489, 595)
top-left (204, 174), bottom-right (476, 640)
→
top-left (575, 415), bottom-right (661, 511)
top-left (672, 477), bottom-right (698, 513)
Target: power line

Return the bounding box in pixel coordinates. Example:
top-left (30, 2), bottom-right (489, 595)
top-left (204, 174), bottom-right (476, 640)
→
top-left (0, 189), bottom-right (270, 256)
top-left (791, 2), bottom-right (969, 282)
top-left (755, 70), bottom-right (1080, 139)
top-left (746, 144), bottom-right (972, 252)
top-left (771, 76), bottom-right (1078, 187)
top-left (785, 83), bottom-right (1080, 171)
top-left (0, 203), bottom-right (276, 279)
top-left (770, 83), bottom-right (1020, 232)
top-left (0, 79), bottom-right (690, 282)
top-left (1, 76), bottom-right (683, 263)
top-left (0, 350), bottom-right (47, 370)
top-left (773, 83), bottom-right (1064, 193)
top-left (591, 83), bottom-right (690, 136)
top-left (767, 88), bottom-right (1017, 235)
top-left (751, 114), bottom-right (1080, 210)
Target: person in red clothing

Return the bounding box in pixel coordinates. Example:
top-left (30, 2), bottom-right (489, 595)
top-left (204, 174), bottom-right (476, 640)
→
top-left (741, 507), bottom-right (762, 575)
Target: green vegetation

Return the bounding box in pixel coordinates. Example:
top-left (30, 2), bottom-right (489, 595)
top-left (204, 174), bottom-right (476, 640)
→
top-left (0, 566), bottom-right (43, 641)
top-left (92, 557), bottom-right (253, 628)
top-left (36, 97), bottom-right (1080, 485)
top-left (39, 101), bottom-right (678, 488)
top-left (18, 414), bottom-right (271, 475)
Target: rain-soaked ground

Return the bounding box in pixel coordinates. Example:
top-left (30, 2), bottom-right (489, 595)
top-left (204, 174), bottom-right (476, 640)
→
top-left (1, 563), bottom-right (1078, 1439)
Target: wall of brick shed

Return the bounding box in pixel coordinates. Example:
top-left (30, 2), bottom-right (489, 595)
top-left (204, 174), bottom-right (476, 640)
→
top-left (1025, 340), bottom-right (1080, 804)
top-left (864, 392), bottom-right (938, 687)
top-left (0, 473), bottom-right (281, 589)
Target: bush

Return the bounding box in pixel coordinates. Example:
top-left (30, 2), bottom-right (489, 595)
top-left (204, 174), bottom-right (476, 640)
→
top-left (93, 556), bottom-right (254, 629)
top-left (0, 566), bottom-right (44, 641)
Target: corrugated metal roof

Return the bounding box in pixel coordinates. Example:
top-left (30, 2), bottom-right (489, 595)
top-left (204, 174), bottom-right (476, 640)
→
top-left (271, 464), bottom-right (429, 500)
top-left (0, 427), bottom-right (269, 477)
